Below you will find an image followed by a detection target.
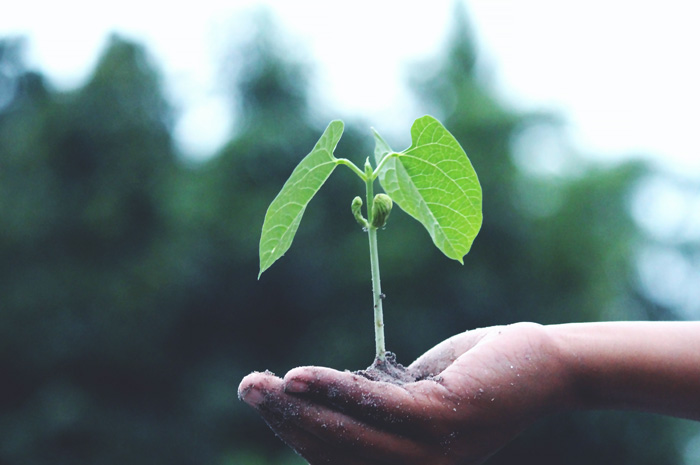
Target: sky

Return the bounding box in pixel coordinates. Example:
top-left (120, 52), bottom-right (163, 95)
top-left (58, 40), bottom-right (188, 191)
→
top-left (1, 0), bottom-right (698, 178)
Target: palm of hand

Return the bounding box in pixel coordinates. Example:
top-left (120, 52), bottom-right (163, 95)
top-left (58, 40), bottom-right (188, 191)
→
top-left (239, 323), bottom-right (567, 465)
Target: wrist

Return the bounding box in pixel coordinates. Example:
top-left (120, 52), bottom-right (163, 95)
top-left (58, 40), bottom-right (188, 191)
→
top-left (492, 323), bottom-right (581, 419)
top-left (542, 324), bottom-right (592, 413)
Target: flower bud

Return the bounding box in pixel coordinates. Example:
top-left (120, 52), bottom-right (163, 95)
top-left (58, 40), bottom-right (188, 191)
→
top-left (371, 194), bottom-right (393, 228)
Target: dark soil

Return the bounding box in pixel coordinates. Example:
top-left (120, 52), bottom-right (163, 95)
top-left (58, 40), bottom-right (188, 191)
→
top-left (354, 351), bottom-right (421, 385)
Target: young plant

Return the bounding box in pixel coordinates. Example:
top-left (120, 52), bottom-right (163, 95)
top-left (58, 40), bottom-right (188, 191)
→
top-left (258, 115), bottom-right (482, 363)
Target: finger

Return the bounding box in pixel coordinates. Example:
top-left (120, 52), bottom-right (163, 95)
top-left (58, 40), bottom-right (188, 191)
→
top-left (282, 367), bottom-right (452, 429)
top-left (241, 372), bottom-right (437, 464)
top-left (263, 398), bottom-right (437, 465)
top-left (240, 372), bottom-right (365, 464)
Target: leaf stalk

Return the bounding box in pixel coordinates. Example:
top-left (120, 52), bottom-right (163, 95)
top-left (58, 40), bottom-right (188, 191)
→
top-left (336, 158), bottom-right (366, 180)
top-left (372, 151), bottom-right (398, 178)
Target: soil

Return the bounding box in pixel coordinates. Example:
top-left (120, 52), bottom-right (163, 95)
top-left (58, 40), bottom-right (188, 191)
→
top-left (354, 351), bottom-right (422, 385)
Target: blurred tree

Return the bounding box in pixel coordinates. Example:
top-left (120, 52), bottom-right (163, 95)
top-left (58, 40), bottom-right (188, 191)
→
top-left (0, 35), bottom-right (197, 465)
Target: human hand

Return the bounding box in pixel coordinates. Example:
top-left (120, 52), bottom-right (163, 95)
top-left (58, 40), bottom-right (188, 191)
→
top-left (238, 323), bottom-right (573, 464)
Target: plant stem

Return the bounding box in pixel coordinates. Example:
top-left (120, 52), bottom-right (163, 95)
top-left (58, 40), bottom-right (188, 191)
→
top-left (366, 176), bottom-right (386, 361)
top-left (368, 227), bottom-right (386, 361)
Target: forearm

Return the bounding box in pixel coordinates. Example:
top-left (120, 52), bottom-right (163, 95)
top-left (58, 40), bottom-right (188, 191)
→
top-left (549, 321), bottom-right (700, 421)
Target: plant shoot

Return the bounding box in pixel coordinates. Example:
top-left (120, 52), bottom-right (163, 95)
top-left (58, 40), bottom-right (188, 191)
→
top-left (258, 115), bottom-right (482, 361)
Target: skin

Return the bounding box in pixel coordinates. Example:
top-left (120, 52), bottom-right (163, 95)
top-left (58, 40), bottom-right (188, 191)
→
top-left (238, 321), bottom-right (700, 465)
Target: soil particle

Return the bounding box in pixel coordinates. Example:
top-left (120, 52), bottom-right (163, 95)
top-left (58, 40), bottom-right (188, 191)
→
top-left (354, 352), bottom-right (422, 385)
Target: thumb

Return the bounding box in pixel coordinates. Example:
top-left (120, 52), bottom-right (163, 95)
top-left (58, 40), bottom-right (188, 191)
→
top-left (409, 327), bottom-right (495, 376)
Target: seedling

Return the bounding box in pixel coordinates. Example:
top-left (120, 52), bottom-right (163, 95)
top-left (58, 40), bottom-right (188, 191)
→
top-left (258, 115), bottom-right (482, 363)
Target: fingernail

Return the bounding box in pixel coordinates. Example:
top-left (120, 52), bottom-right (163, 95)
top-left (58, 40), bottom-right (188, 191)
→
top-left (285, 379), bottom-right (309, 394)
top-left (240, 386), bottom-right (265, 407)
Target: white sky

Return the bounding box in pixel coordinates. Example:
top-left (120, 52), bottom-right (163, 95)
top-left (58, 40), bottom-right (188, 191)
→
top-left (1, 0), bottom-right (699, 177)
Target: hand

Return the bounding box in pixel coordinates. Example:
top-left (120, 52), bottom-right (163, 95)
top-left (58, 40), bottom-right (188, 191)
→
top-left (238, 323), bottom-right (572, 464)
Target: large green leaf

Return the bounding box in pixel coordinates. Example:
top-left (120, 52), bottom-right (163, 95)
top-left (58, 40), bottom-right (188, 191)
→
top-left (258, 120), bottom-right (344, 278)
top-left (372, 127), bottom-right (392, 164)
top-left (374, 115), bottom-right (482, 263)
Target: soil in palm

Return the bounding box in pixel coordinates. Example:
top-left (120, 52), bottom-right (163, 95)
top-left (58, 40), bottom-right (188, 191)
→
top-left (354, 351), bottom-right (421, 385)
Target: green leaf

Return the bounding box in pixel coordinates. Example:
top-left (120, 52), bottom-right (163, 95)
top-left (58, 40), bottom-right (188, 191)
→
top-left (375, 115), bottom-right (482, 263)
top-left (372, 127), bottom-right (392, 165)
top-left (258, 120), bottom-right (344, 278)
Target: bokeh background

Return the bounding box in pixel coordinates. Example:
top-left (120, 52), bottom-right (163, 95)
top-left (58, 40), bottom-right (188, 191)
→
top-left (1, 1), bottom-right (699, 464)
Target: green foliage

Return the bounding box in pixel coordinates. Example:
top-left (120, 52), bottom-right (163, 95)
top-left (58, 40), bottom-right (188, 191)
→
top-left (374, 115), bottom-right (482, 263)
top-left (258, 120), bottom-right (344, 277)
top-left (259, 115), bottom-right (482, 275)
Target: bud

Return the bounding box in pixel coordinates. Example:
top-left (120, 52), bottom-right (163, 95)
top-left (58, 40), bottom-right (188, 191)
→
top-left (351, 196), bottom-right (368, 228)
top-left (371, 194), bottom-right (393, 228)
top-left (364, 157), bottom-right (373, 177)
